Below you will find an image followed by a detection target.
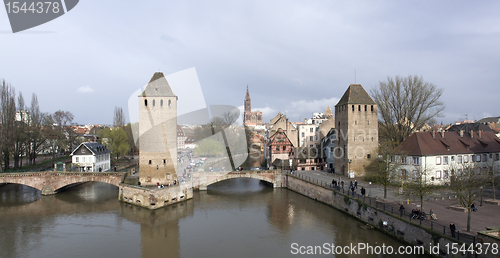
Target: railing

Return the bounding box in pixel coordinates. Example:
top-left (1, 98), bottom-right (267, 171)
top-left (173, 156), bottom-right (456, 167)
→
top-left (283, 171), bottom-right (476, 244)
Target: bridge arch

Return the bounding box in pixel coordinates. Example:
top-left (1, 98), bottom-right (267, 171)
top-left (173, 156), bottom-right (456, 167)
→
top-left (0, 172), bottom-right (125, 195)
top-left (205, 173), bottom-right (275, 187)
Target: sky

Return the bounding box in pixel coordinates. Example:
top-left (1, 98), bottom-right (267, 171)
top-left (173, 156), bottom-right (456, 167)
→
top-left (1, 0), bottom-right (499, 126)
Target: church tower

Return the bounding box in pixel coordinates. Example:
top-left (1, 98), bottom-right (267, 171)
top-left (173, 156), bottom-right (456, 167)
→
top-left (244, 85), bottom-right (251, 114)
top-left (138, 72), bottom-right (178, 186)
top-left (334, 84), bottom-right (378, 177)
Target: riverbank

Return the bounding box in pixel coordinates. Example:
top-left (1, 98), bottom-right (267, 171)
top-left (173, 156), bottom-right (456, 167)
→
top-left (281, 172), bottom-right (492, 258)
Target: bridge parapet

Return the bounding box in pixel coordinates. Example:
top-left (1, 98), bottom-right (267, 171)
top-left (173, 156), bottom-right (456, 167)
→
top-left (0, 172), bottom-right (126, 195)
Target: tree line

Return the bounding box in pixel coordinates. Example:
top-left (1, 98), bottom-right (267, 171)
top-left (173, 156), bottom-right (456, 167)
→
top-left (0, 79), bottom-right (78, 171)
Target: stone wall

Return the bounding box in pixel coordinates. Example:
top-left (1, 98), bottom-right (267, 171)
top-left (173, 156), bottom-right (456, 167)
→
top-left (119, 183), bottom-right (193, 210)
top-left (283, 173), bottom-right (473, 257)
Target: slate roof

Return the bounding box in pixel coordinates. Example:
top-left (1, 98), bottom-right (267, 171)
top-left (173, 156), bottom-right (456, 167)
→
top-left (335, 84), bottom-right (376, 106)
top-left (71, 142), bottom-right (111, 155)
top-left (139, 72), bottom-right (177, 97)
top-left (447, 123), bottom-right (494, 133)
top-left (477, 116), bottom-right (500, 124)
top-left (395, 131), bottom-right (500, 156)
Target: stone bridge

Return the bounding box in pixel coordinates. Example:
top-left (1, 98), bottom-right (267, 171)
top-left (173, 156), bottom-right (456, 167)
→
top-left (0, 172), bottom-right (126, 195)
top-left (192, 169), bottom-right (283, 190)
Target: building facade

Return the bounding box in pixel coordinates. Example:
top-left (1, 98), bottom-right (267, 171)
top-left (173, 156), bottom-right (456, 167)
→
top-left (243, 86), bottom-right (263, 126)
top-left (138, 72), bottom-right (178, 186)
top-left (334, 84), bottom-right (378, 177)
top-left (394, 130), bottom-right (500, 185)
top-left (70, 142), bottom-right (111, 172)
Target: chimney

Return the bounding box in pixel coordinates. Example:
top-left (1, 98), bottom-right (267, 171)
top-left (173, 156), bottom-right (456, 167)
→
top-left (432, 130), bottom-right (435, 138)
top-left (479, 130), bottom-right (482, 138)
top-left (459, 130), bottom-right (464, 137)
top-left (440, 131), bottom-right (445, 138)
top-left (470, 130), bottom-right (474, 138)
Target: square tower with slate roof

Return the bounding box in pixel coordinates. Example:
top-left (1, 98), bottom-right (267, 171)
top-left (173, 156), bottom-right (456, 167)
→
top-left (138, 72), bottom-right (178, 186)
top-left (334, 84), bottom-right (378, 177)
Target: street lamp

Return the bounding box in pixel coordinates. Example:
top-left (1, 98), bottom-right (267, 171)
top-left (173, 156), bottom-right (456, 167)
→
top-left (369, 181), bottom-right (372, 197)
top-left (480, 186), bottom-right (484, 206)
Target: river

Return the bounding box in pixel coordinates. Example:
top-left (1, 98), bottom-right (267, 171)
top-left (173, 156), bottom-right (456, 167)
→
top-left (0, 178), bottom-right (425, 257)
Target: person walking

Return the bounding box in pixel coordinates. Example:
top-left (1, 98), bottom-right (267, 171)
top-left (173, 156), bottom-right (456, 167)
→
top-left (450, 223), bottom-right (456, 237)
top-left (399, 204), bottom-right (405, 217)
top-left (361, 187), bottom-right (366, 197)
top-left (341, 181), bottom-right (344, 189)
top-left (354, 180), bottom-right (358, 189)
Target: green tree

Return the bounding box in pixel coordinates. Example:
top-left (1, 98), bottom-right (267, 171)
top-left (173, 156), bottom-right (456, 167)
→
top-left (371, 75), bottom-right (445, 148)
top-left (193, 138), bottom-right (225, 157)
top-left (106, 127), bottom-right (129, 159)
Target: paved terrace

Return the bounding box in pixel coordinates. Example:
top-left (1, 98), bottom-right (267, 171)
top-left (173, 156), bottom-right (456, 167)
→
top-left (292, 170), bottom-right (500, 243)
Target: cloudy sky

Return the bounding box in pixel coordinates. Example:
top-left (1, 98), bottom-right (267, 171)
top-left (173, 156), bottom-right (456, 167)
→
top-left (1, 0), bottom-right (499, 125)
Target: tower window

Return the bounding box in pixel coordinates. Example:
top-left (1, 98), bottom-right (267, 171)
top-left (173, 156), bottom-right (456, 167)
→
top-left (352, 105), bottom-right (354, 112)
top-left (148, 160), bottom-right (152, 165)
top-left (365, 105), bottom-right (367, 111)
top-left (144, 99), bottom-right (148, 106)
top-left (371, 105), bottom-right (374, 111)
top-left (358, 105), bottom-right (361, 111)
top-left (153, 99), bottom-right (155, 106)
top-left (163, 159), bottom-right (166, 164)
top-left (161, 99), bottom-right (163, 106)
top-left (168, 99), bottom-right (171, 107)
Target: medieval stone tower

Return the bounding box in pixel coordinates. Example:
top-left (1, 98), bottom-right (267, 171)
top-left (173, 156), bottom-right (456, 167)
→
top-left (334, 84), bottom-right (378, 177)
top-left (138, 72), bottom-right (178, 186)
top-left (243, 86), bottom-right (263, 126)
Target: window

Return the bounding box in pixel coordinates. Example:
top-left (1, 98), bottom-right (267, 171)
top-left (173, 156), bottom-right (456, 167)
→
top-left (371, 105), bottom-right (374, 111)
top-left (436, 157), bottom-right (441, 165)
top-left (163, 159), bottom-right (166, 164)
top-left (309, 136), bottom-right (313, 141)
top-left (144, 99), bottom-right (147, 106)
top-left (148, 160), bottom-right (152, 165)
top-left (161, 99), bottom-right (163, 106)
top-left (352, 105), bottom-right (354, 111)
top-left (457, 155), bottom-right (462, 163)
top-left (276, 146), bottom-right (279, 151)
top-left (282, 146), bottom-right (286, 151)
top-left (443, 156), bottom-right (448, 165)
top-left (75, 157), bottom-right (79, 162)
top-left (168, 99), bottom-right (171, 107)
top-left (367, 154), bottom-right (371, 159)
top-left (310, 145), bottom-right (313, 148)
top-left (497, 153), bottom-right (500, 161)
top-left (310, 128), bottom-right (313, 132)
top-left (301, 132), bottom-right (305, 137)
top-left (153, 99), bottom-right (155, 106)
top-left (481, 154), bottom-right (487, 162)
top-left (315, 135), bottom-right (318, 141)
top-left (330, 147), bottom-right (334, 152)
top-left (315, 127), bottom-right (319, 132)
top-left (475, 154), bottom-right (481, 162)
top-left (358, 105), bottom-right (361, 111)
top-left (436, 171), bottom-right (441, 179)
top-left (413, 157), bottom-right (420, 165)
top-left (443, 170), bottom-right (449, 178)
top-left (464, 155), bottom-right (469, 163)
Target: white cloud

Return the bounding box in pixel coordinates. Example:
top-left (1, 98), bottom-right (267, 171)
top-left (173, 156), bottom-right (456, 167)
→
top-left (77, 86), bottom-right (95, 94)
top-left (284, 97), bottom-right (339, 121)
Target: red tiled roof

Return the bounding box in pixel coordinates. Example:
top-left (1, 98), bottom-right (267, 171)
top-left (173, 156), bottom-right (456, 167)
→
top-left (395, 131), bottom-right (500, 156)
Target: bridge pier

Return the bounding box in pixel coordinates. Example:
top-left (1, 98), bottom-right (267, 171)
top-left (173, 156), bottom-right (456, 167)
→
top-left (41, 185), bottom-right (56, 195)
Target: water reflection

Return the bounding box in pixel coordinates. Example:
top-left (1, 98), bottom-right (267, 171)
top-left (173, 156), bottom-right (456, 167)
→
top-left (0, 179), bottom-right (426, 258)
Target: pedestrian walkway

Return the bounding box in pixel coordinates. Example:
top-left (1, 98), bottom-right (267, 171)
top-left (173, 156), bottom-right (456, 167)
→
top-left (290, 170), bottom-right (500, 241)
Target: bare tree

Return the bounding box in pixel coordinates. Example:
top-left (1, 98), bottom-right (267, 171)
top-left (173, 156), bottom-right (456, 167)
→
top-left (0, 80), bottom-right (17, 171)
top-left (371, 75), bottom-right (445, 148)
top-left (366, 142), bottom-right (404, 199)
top-left (113, 106), bottom-right (125, 128)
top-left (450, 163), bottom-right (489, 232)
top-left (404, 164), bottom-right (436, 214)
top-left (26, 94), bottom-right (48, 165)
top-left (13, 92), bottom-right (27, 169)
top-left (485, 156), bottom-right (499, 201)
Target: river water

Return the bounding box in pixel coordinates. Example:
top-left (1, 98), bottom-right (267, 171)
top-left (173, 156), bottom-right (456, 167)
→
top-left (0, 178), bottom-right (425, 258)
